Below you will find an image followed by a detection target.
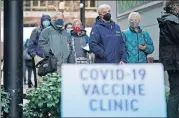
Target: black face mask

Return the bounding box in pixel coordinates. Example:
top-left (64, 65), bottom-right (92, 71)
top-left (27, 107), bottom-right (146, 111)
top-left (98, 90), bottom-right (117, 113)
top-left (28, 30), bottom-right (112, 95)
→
top-left (103, 13), bottom-right (111, 21)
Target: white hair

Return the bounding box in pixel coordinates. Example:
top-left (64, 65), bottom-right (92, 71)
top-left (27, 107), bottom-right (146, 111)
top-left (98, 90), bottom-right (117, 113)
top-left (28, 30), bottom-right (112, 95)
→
top-left (97, 4), bottom-right (111, 15)
top-left (128, 12), bottom-right (141, 21)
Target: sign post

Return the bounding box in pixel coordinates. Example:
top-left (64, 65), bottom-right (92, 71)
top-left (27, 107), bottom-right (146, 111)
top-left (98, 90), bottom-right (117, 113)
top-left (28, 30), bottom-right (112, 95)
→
top-left (4, 0), bottom-right (23, 117)
top-left (0, 0), bottom-right (2, 118)
top-left (61, 64), bottom-right (166, 117)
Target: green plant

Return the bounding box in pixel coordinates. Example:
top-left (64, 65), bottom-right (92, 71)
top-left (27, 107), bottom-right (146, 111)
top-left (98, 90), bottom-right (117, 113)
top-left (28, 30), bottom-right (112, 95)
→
top-left (23, 73), bottom-right (61, 118)
top-left (1, 87), bottom-right (10, 117)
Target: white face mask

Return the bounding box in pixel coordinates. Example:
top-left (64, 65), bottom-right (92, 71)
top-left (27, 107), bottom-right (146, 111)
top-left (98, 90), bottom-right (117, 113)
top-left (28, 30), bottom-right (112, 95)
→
top-left (129, 18), bottom-right (140, 28)
top-left (130, 21), bottom-right (139, 28)
top-left (67, 29), bottom-right (72, 33)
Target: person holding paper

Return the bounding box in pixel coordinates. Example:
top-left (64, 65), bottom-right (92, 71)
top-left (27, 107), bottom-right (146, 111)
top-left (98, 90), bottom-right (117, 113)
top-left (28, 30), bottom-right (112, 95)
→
top-left (68, 19), bottom-right (90, 64)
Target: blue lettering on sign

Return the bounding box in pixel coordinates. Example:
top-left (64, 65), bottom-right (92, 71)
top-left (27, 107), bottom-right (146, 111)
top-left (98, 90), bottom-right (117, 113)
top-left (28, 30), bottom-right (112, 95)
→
top-left (89, 99), bottom-right (139, 111)
top-left (80, 68), bottom-right (88, 80)
top-left (90, 69), bottom-right (98, 80)
top-left (80, 68), bottom-right (146, 112)
top-left (139, 84), bottom-right (145, 96)
top-left (90, 99), bottom-right (97, 111)
top-left (80, 68), bottom-right (126, 80)
top-left (82, 84), bottom-right (145, 96)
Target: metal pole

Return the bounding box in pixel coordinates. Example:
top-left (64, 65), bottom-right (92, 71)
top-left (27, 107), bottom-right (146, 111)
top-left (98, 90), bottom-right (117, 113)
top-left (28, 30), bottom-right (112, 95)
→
top-left (80, 0), bottom-right (85, 28)
top-left (4, 0), bottom-right (23, 118)
top-left (0, 0), bottom-right (2, 118)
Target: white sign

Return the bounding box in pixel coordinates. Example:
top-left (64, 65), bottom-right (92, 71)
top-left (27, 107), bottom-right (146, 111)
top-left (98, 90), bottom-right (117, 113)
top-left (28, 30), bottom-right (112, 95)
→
top-left (61, 64), bottom-right (166, 117)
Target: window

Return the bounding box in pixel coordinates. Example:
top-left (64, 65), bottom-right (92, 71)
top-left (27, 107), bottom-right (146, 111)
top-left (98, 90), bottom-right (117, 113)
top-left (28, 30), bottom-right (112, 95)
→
top-left (24, 1), bottom-right (31, 7)
top-left (47, 1), bottom-right (58, 11)
top-left (40, 0), bottom-right (46, 7)
top-left (85, 0), bottom-right (96, 9)
top-left (90, 0), bottom-right (95, 7)
top-left (32, 1), bottom-right (38, 6)
top-left (24, 1), bottom-right (31, 11)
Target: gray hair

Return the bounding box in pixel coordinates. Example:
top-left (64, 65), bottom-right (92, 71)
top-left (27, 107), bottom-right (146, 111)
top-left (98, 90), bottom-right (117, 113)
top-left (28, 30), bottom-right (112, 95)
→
top-left (97, 4), bottom-right (111, 15)
top-left (72, 19), bottom-right (81, 26)
top-left (128, 12), bottom-right (141, 21)
top-left (54, 12), bottom-right (64, 19)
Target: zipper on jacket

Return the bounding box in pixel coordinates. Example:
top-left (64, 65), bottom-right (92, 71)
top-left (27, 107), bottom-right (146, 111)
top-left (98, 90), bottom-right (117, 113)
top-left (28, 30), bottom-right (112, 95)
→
top-left (136, 33), bottom-right (139, 63)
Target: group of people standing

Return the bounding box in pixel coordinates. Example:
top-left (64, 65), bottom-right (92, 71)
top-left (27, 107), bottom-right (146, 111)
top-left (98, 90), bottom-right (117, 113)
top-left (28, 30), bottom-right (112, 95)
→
top-left (23, 12), bottom-right (91, 87)
top-left (23, 1), bottom-right (179, 117)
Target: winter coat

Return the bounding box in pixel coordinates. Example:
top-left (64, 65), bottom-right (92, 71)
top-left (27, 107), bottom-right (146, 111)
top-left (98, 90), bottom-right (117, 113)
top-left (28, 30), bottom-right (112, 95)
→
top-left (28, 15), bottom-right (51, 57)
top-left (157, 13), bottom-right (179, 70)
top-left (38, 21), bottom-right (72, 68)
top-left (122, 27), bottom-right (154, 63)
top-left (89, 16), bottom-right (127, 63)
top-left (68, 30), bottom-right (89, 64)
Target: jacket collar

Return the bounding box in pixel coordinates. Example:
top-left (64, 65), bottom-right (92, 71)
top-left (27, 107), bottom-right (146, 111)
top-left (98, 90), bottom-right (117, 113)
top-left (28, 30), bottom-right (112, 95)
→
top-left (129, 26), bottom-right (143, 33)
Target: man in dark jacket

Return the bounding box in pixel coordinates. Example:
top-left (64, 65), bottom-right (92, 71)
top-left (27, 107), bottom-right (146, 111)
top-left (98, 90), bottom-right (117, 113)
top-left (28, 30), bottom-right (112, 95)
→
top-left (157, 1), bottom-right (179, 117)
top-left (89, 4), bottom-right (127, 63)
top-left (38, 12), bottom-right (72, 75)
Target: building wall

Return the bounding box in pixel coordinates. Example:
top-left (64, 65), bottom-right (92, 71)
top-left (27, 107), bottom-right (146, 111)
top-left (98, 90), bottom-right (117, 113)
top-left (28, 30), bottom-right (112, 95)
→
top-left (23, 0), bottom-right (98, 27)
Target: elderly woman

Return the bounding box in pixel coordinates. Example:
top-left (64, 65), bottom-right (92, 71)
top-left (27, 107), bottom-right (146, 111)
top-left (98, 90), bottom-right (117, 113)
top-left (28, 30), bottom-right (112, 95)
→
top-left (68, 19), bottom-right (89, 64)
top-left (157, 1), bottom-right (179, 117)
top-left (122, 12), bottom-right (154, 63)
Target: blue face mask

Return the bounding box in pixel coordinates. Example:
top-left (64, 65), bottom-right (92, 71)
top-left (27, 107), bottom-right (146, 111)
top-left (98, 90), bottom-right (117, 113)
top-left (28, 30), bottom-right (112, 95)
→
top-left (55, 19), bottom-right (64, 28)
top-left (67, 29), bottom-right (72, 34)
top-left (42, 21), bottom-right (50, 28)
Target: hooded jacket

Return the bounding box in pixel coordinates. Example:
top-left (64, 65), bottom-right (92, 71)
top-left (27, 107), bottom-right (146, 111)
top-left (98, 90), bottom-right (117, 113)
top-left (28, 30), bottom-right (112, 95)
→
top-left (122, 27), bottom-right (154, 63)
top-left (28, 15), bottom-right (51, 57)
top-left (157, 13), bottom-right (179, 70)
top-left (89, 17), bottom-right (127, 63)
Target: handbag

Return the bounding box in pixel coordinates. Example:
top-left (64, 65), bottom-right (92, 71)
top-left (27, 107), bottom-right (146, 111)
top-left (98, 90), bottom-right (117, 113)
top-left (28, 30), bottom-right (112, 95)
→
top-left (35, 51), bottom-right (57, 76)
top-left (142, 30), bottom-right (154, 63)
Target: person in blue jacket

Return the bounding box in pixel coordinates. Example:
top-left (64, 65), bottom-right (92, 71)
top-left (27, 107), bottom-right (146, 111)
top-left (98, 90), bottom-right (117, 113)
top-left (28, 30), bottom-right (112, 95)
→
top-left (89, 4), bottom-right (127, 64)
top-left (122, 12), bottom-right (154, 63)
top-left (27, 14), bottom-right (51, 87)
top-left (28, 14), bottom-right (51, 57)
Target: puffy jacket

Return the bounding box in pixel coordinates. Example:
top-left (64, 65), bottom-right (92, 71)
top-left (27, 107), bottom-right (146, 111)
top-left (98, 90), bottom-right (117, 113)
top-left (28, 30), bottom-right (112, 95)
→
top-left (89, 17), bottom-right (127, 63)
top-left (122, 27), bottom-right (154, 63)
top-left (157, 13), bottom-right (179, 70)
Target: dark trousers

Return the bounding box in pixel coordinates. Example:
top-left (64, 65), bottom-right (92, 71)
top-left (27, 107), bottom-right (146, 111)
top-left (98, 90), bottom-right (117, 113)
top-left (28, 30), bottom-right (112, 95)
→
top-left (24, 65), bottom-right (33, 85)
top-left (27, 66), bottom-right (33, 85)
top-left (167, 70), bottom-right (179, 117)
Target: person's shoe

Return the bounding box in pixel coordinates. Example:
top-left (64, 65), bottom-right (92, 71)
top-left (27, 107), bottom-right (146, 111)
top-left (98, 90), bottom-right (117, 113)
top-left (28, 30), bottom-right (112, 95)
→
top-left (28, 82), bottom-right (33, 88)
top-left (28, 84), bottom-right (32, 88)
